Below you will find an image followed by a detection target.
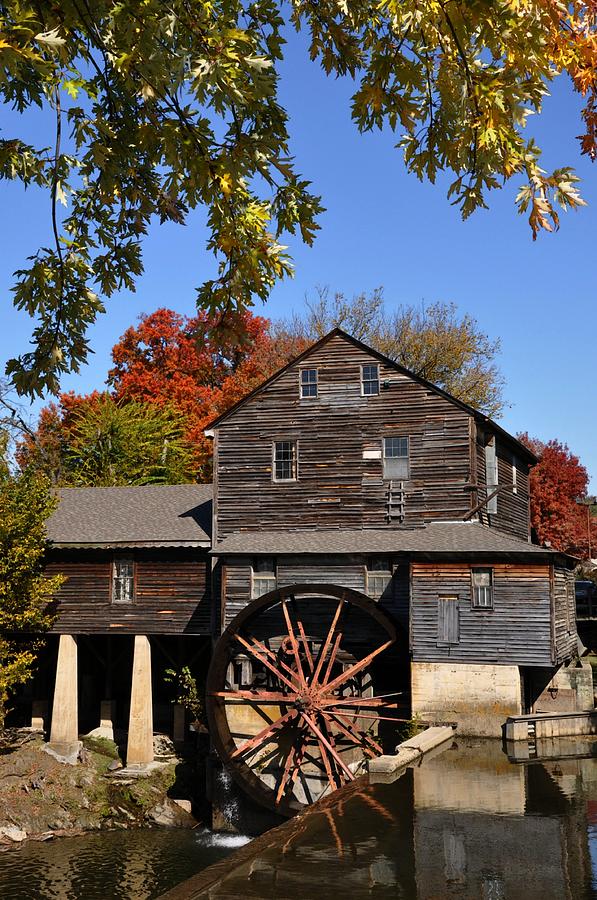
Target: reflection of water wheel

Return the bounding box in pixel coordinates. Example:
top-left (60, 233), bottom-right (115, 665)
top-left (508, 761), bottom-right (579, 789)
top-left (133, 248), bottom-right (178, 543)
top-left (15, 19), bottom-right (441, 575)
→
top-left (206, 584), bottom-right (403, 817)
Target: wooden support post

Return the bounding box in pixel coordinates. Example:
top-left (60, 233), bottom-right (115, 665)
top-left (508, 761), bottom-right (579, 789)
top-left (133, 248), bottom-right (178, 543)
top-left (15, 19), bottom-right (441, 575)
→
top-left (127, 635), bottom-right (154, 766)
top-left (49, 634), bottom-right (80, 755)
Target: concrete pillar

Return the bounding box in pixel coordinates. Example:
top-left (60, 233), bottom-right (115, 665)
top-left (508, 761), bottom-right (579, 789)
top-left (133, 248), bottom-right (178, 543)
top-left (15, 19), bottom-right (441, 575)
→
top-left (31, 700), bottom-right (47, 732)
top-left (49, 634), bottom-right (79, 754)
top-left (173, 704), bottom-right (186, 742)
top-left (127, 635), bottom-right (154, 766)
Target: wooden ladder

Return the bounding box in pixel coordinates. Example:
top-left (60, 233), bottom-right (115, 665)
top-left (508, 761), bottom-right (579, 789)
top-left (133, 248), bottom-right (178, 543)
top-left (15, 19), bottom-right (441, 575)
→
top-left (386, 480), bottom-right (405, 523)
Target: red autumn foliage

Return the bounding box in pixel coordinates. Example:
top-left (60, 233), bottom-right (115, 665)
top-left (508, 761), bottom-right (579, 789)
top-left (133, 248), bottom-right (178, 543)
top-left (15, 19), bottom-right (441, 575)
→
top-left (107, 308), bottom-right (307, 479)
top-left (518, 433), bottom-right (597, 558)
top-left (19, 309), bottom-right (307, 483)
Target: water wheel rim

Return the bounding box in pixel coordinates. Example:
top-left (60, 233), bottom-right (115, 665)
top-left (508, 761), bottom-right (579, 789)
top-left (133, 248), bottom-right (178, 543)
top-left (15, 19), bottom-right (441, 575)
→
top-left (206, 584), bottom-right (398, 817)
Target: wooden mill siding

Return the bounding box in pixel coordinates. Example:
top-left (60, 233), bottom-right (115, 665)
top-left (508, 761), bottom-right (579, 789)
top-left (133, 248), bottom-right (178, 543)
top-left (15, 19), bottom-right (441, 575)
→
top-left (214, 334), bottom-right (473, 540)
top-left (220, 556), bottom-right (410, 634)
top-left (46, 548), bottom-right (211, 635)
top-left (553, 566), bottom-right (578, 663)
top-left (410, 562), bottom-right (554, 666)
top-left (474, 426), bottom-right (531, 540)
top-left (214, 334), bottom-right (532, 544)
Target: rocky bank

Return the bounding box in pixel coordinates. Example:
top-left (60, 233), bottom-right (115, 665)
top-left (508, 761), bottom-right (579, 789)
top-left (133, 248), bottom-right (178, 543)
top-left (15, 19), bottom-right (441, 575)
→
top-left (0, 729), bottom-right (201, 849)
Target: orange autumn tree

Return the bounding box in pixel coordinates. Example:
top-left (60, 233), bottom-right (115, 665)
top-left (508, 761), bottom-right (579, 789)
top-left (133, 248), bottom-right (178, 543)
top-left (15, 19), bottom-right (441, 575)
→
top-left (518, 434), bottom-right (597, 558)
top-left (108, 309), bottom-right (306, 480)
top-left (18, 309), bottom-right (306, 483)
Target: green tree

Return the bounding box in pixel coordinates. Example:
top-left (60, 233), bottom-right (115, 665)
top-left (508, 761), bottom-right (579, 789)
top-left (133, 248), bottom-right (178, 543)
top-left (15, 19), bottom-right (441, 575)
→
top-left (0, 439), bottom-right (62, 726)
top-left (58, 393), bottom-right (196, 486)
top-left (276, 288), bottom-right (505, 415)
top-left (1, 1), bottom-right (594, 395)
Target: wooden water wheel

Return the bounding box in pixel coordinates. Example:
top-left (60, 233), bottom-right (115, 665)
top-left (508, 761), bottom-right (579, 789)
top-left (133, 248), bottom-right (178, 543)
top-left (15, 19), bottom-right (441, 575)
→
top-left (206, 584), bottom-right (404, 816)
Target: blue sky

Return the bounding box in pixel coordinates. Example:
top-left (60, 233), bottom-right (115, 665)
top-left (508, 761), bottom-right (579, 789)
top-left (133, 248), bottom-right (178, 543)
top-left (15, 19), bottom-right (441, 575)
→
top-left (1, 28), bottom-right (596, 489)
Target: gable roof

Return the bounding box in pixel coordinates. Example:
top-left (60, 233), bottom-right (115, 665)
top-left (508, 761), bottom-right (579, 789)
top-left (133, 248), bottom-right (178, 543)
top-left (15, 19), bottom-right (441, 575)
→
top-left (205, 328), bottom-right (537, 465)
top-left (46, 483), bottom-right (212, 548)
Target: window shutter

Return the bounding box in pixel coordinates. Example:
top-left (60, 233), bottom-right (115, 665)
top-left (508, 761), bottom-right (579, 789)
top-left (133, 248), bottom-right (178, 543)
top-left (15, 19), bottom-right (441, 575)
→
top-left (438, 595), bottom-right (459, 644)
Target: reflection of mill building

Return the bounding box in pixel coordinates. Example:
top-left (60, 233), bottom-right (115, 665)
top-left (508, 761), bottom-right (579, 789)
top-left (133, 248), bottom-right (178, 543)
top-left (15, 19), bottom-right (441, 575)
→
top-left (16, 329), bottom-right (592, 775)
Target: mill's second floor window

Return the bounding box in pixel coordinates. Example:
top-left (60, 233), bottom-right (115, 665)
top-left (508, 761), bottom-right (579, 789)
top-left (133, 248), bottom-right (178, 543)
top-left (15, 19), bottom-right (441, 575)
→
top-left (113, 559), bottom-right (134, 603)
top-left (252, 558), bottom-right (276, 598)
top-left (273, 441), bottom-right (297, 482)
top-left (383, 436), bottom-right (409, 480)
top-left (300, 368), bottom-right (318, 398)
top-left (361, 364), bottom-right (379, 395)
top-left (471, 568), bottom-right (493, 608)
top-left (367, 558), bottom-right (392, 598)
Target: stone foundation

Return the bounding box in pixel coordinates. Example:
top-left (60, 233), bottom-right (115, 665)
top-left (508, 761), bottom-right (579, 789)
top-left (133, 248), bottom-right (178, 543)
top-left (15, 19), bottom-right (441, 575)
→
top-left (411, 661), bottom-right (523, 737)
top-left (529, 659), bottom-right (594, 714)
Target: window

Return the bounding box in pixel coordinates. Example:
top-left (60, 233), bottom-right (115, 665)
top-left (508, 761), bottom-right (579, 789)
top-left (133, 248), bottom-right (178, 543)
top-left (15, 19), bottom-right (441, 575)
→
top-left (113, 559), bottom-right (134, 603)
top-left (300, 368), bottom-right (318, 399)
top-left (273, 441), bottom-right (297, 481)
top-left (367, 558), bottom-right (392, 598)
top-left (383, 436), bottom-right (409, 480)
top-left (252, 558), bottom-right (276, 598)
top-left (472, 568), bottom-right (493, 608)
top-left (361, 364), bottom-right (379, 396)
top-left (485, 438), bottom-right (498, 514)
top-left (512, 454), bottom-right (518, 495)
top-left (437, 595), bottom-right (459, 644)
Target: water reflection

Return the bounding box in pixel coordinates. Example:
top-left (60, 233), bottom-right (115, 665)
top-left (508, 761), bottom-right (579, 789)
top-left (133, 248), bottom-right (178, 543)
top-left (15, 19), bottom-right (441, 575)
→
top-left (163, 739), bottom-right (597, 899)
top-left (0, 829), bottom-right (248, 900)
top-left (3, 742), bottom-right (597, 900)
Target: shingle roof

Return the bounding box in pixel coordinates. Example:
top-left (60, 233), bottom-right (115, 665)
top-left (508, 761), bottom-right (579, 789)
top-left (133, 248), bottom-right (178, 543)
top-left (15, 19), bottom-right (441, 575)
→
top-left (47, 484), bottom-right (212, 547)
top-left (211, 522), bottom-right (555, 558)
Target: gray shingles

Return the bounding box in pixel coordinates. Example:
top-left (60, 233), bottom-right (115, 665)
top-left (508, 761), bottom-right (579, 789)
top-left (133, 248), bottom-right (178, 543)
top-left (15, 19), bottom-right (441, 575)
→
top-left (211, 523), bottom-right (554, 557)
top-left (47, 484), bottom-right (212, 546)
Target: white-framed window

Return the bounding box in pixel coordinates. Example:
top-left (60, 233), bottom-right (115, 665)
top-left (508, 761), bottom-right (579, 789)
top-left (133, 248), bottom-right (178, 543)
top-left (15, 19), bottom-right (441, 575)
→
top-left (273, 440), bottom-right (297, 482)
top-left (361, 364), bottom-right (379, 396)
top-left (471, 568), bottom-right (493, 609)
top-left (437, 595), bottom-right (459, 644)
top-left (252, 558), bottom-right (276, 598)
top-left (383, 436), bottom-right (409, 480)
top-left (112, 558), bottom-right (134, 603)
top-left (300, 368), bottom-right (318, 399)
top-left (367, 558), bottom-right (392, 598)
top-left (485, 438), bottom-right (499, 514)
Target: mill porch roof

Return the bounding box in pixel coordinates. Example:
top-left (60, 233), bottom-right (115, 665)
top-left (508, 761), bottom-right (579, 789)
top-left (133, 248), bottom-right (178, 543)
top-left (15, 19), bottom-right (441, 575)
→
top-left (46, 483), bottom-right (212, 548)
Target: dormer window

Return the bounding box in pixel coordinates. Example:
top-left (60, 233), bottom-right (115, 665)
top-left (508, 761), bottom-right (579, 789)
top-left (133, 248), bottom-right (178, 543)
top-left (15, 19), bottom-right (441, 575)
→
top-left (273, 441), bottom-right (297, 482)
top-left (361, 364), bottom-right (379, 396)
top-left (300, 368), bottom-right (318, 399)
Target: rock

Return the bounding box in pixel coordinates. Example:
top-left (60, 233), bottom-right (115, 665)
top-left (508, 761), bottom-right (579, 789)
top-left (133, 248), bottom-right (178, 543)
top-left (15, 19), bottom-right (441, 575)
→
top-left (153, 734), bottom-right (177, 761)
top-left (172, 799), bottom-right (192, 814)
top-left (0, 826), bottom-right (27, 842)
top-left (146, 797), bottom-right (196, 828)
top-left (107, 759), bottom-right (122, 772)
top-left (42, 740), bottom-right (83, 766)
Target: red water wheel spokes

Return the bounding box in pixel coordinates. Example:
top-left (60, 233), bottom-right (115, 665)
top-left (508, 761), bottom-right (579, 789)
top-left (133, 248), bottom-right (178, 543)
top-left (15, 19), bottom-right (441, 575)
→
top-left (206, 584), bottom-right (405, 816)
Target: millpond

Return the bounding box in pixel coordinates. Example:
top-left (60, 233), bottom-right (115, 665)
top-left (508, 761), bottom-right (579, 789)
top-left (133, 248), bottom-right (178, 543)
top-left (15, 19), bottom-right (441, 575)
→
top-left (3, 738), bottom-right (597, 899)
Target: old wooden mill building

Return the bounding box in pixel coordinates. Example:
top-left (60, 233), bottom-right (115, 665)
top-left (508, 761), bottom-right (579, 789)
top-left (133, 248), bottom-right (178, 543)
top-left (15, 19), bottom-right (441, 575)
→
top-left (16, 329), bottom-right (591, 814)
